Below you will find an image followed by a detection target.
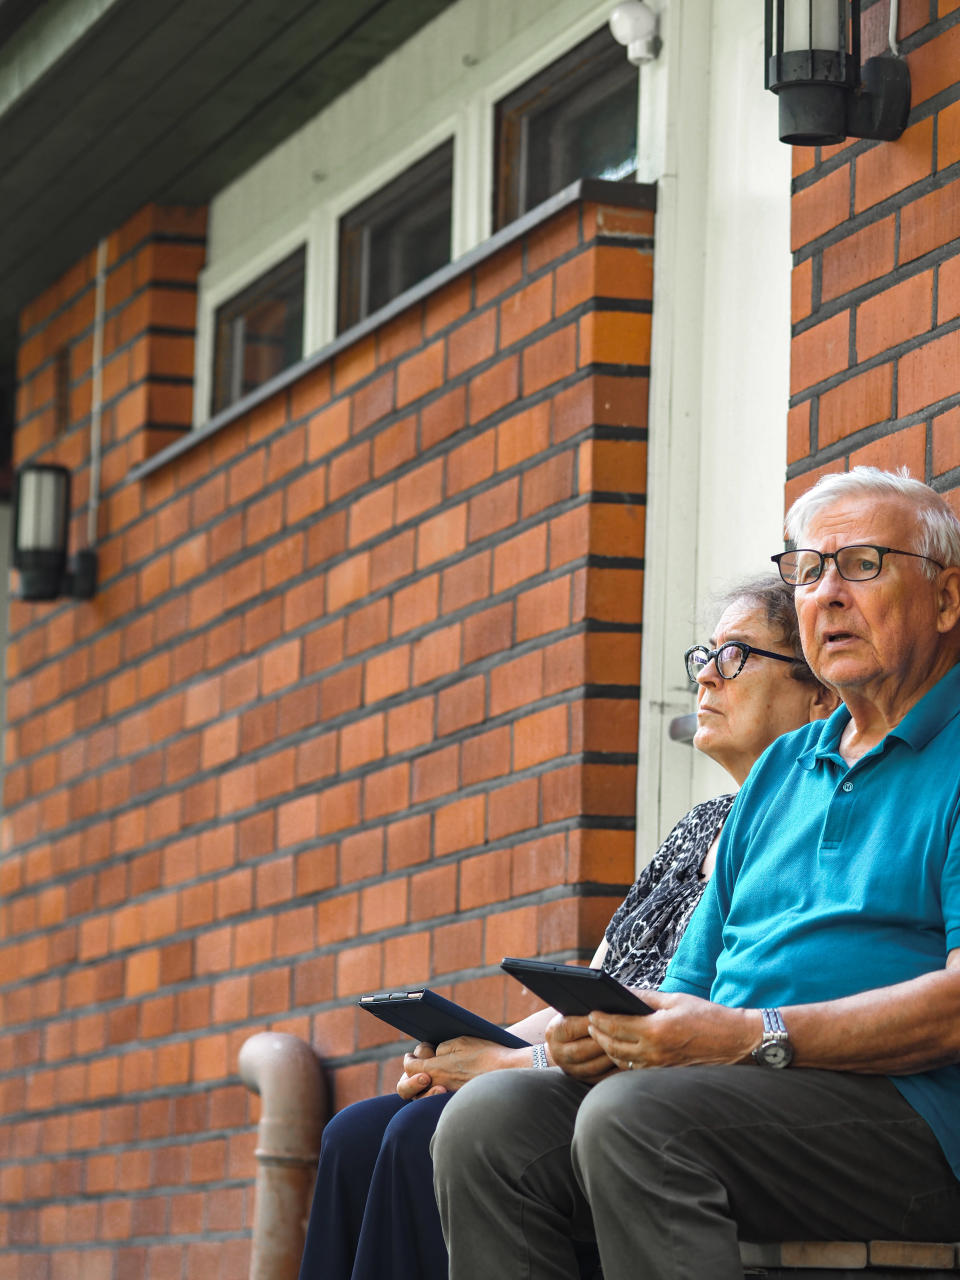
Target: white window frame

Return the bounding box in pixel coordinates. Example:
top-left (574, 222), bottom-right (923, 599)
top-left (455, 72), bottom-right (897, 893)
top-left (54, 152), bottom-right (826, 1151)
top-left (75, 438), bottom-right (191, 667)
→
top-left (192, 0), bottom-right (633, 429)
top-left (193, 220), bottom-right (312, 427)
top-left (310, 115), bottom-right (464, 350)
top-left (463, 1), bottom-right (640, 246)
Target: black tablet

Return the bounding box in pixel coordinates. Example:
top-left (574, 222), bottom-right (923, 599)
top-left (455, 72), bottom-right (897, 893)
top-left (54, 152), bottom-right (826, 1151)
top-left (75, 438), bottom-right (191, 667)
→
top-left (500, 957), bottom-right (653, 1017)
top-left (358, 988), bottom-right (530, 1049)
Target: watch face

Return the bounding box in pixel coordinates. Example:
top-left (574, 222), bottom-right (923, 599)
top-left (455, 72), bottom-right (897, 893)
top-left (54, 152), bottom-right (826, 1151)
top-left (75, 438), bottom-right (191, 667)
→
top-left (757, 1039), bottom-right (793, 1068)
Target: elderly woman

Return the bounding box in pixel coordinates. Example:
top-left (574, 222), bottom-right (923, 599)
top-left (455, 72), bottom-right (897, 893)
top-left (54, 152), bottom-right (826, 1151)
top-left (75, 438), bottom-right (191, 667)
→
top-left (297, 575), bottom-right (837, 1280)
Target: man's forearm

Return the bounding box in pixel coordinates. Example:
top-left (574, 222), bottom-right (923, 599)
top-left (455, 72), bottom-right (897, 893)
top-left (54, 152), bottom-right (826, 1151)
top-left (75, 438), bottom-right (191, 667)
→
top-left (783, 962), bottom-right (960, 1075)
top-left (586, 960), bottom-right (960, 1075)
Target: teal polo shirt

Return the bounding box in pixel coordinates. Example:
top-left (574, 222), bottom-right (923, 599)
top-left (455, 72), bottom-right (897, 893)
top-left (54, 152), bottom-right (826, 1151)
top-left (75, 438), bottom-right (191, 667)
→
top-left (663, 662), bottom-right (960, 1179)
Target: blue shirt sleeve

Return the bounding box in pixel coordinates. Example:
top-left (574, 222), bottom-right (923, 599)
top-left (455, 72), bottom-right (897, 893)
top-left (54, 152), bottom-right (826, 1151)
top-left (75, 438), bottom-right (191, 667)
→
top-left (942, 811), bottom-right (960, 953)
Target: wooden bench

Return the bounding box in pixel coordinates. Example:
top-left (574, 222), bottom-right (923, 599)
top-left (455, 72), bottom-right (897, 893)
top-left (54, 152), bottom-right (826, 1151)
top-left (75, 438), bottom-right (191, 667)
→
top-left (581, 1239), bottom-right (960, 1278)
top-left (739, 1239), bottom-right (960, 1278)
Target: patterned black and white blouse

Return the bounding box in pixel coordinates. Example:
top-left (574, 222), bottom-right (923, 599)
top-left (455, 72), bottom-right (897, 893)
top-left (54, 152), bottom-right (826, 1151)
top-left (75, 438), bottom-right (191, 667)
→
top-left (602, 794), bottom-right (736, 990)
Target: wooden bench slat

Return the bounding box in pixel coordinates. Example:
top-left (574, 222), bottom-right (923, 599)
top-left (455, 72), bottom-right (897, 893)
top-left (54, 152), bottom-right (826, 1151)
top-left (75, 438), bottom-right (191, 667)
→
top-left (739, 1240), bottom-right (960, 1272)
top-left (868, 1243), bottom-right (958, 1269)
top-left (782, 1243), bottom-right (870, 1268)
top-left (740, 1242), bottom-right (869, 1269)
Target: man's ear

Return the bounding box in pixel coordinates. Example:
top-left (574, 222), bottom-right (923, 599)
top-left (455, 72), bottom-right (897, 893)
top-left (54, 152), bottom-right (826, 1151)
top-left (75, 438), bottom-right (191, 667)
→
top-left (809, 681), bottom-right (840, 720)
top-left (936, 566), bottom-right (960, 634)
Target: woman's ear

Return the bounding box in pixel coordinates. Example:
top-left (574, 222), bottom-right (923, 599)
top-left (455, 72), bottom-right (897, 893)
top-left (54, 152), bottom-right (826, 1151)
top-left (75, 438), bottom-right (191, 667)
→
top-left (809, 681), bottom-right (840, 720)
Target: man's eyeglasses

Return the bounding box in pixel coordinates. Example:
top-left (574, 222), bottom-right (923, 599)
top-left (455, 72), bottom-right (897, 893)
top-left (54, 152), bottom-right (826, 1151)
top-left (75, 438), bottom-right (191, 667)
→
top-left (684, 642), bottom-right (800, 684)
top-left (771, 544), bottom-right (943, 587)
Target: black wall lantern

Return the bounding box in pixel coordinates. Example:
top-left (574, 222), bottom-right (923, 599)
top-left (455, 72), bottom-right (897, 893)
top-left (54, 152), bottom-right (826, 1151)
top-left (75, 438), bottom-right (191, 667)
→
top-left (765, 0), bottom-right (911, 146)
top-left (11, 464), bottom-right (97, 601)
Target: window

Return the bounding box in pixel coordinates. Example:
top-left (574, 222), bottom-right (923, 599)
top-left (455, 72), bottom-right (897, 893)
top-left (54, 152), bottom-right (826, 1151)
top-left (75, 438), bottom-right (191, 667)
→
top-left (197, 18), bottom-right (644, 424)
top-left (337, 140), bottom-right (454, 333)
top-left (211, 246), bottom-right (305, 415)
top-left (494, 29), bottom-right (639, 230)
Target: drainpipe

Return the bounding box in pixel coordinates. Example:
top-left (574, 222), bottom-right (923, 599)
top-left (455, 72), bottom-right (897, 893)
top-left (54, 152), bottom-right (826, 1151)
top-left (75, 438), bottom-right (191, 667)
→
top-left (238, 1032), bottom-right (327, 1280)
top-left (87, 237), bottom-right (107, 550)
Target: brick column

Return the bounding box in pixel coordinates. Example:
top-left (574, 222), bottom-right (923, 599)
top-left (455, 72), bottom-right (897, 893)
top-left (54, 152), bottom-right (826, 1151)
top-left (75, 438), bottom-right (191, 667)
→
top-left (785, 4), bottom-right (960, 511)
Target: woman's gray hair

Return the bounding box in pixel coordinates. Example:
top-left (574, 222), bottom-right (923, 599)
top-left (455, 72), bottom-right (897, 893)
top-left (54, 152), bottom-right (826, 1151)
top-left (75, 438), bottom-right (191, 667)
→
top-left (712, 575), bottom-right (823, 687)
top-left (784, 466), bottom-right (960, 577)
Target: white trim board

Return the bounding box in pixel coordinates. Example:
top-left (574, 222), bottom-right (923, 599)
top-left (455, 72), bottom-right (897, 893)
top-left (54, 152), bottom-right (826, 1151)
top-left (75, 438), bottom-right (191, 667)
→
top-left (635, 0), bottom-right (792, 861)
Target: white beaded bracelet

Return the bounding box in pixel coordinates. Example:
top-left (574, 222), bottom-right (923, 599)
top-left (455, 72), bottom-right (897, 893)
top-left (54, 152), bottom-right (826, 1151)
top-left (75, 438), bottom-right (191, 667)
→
top-left (532, 1043), bottom-right (549, 1069)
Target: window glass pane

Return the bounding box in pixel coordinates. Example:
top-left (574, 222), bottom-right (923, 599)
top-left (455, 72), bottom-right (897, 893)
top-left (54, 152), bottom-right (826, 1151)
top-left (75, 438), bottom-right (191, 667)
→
top-left (524, 75), bottom-right (639, 208)
top-left (495, 29), bottom-right (638, 230)
top-left (212, 246), bottom-right (305, 416)
top-left (338, 140), bottom-right (453, 333)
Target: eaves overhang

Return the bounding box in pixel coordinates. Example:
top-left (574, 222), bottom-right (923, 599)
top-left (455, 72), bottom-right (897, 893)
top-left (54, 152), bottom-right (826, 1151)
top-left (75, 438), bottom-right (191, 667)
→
top-left (0, 0), bottom-right (459, 357)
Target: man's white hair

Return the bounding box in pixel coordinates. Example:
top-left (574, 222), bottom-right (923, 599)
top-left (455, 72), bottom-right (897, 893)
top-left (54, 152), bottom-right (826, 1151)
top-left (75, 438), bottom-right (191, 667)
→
top-left (784, 466), bottom-right (960, 577)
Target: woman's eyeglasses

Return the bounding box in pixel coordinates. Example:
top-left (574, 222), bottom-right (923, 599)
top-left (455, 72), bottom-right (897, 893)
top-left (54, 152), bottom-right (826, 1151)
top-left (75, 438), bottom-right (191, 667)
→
top-left (684, 642), bottom-right (801, 683)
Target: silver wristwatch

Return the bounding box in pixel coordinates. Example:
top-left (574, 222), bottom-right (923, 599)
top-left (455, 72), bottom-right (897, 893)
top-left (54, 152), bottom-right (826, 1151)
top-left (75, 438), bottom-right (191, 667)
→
top-left (752, 1008), bottom-right (793, 1068)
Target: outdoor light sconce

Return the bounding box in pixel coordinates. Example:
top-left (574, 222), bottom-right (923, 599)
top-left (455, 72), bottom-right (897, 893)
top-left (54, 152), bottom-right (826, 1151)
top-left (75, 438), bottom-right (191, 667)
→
top-left (765, 0), bottom-right (911, 146)
top-left (11, 463), bottom-right (97, 601)
top-left (609, 1), bottom-right (660, 65)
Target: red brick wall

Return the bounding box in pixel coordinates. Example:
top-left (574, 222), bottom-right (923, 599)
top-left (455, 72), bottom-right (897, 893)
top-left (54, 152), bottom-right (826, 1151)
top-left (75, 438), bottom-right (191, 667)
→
top-left (786, 1), bottom-right (960, 510)
top-left (1, 186), bottom-right (654, 1276)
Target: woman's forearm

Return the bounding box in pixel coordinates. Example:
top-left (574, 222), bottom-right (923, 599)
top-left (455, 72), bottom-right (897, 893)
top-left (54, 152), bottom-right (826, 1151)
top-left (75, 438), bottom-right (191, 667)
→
top-left (507, 941), bottom-right (610, 1052)
top-left (508, 1005), bottom-right (557, 1046)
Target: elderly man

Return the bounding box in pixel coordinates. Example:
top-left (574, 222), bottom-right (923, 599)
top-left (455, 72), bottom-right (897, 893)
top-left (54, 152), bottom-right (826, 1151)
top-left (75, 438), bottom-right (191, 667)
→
top-left (431, 466), bottom-right (960, 1280)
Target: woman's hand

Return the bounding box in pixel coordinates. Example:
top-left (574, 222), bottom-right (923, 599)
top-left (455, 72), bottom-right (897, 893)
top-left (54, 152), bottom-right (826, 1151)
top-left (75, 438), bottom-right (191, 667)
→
top-left (586, 989), bottom-right (758, 1070)
top-left (545, 1012), bottom-right (617, 1083)
top-left (398, 1036), bottom-right (535, 1097)
top-left (396, 1041), bottom-right (440, 1100)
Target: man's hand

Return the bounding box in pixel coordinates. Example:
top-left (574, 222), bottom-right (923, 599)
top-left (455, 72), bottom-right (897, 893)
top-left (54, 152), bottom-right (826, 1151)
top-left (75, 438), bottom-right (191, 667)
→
top-left (545, 1012), bottom-right (618, 1082)
top-left (587, 990), bottom-right (759, 1070)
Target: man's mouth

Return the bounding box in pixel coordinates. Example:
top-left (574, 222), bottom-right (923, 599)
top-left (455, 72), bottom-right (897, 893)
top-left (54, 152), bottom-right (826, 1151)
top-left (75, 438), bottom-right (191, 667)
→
top-left (822, 630), bottom-right (858, 647)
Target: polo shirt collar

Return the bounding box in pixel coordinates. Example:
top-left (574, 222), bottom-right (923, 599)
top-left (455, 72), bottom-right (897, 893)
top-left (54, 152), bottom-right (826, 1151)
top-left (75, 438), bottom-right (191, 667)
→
top-left (796, 661), bottom-right (960, 772)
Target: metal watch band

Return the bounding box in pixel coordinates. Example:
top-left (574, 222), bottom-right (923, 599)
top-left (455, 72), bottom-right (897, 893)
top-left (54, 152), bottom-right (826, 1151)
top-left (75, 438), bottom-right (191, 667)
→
top-left (532, 1042), bottom-right (549, 1069)
top-left (761, 1007), bottom-right (788, 1037)
top-left (753, 1007), bottom-right (793, 1068)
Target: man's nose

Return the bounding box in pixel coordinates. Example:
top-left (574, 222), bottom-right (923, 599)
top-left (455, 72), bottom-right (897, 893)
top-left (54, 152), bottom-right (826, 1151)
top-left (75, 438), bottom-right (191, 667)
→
top-left (809, 557), bottom-right (849, 604)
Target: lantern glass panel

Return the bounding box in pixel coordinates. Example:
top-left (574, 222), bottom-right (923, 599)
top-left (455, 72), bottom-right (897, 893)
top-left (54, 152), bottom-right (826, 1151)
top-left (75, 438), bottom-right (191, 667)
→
top-left (781, 0), bottom-right (843, 54)
top-left (16, 468), bottom-right (68, 553)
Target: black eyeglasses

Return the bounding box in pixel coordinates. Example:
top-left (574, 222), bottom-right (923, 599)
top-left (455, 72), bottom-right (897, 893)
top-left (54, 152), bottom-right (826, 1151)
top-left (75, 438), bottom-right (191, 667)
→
top-left (771, 544), bottom-right (943, 587)
top-left (684, 642), bottom-right (800, 683)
